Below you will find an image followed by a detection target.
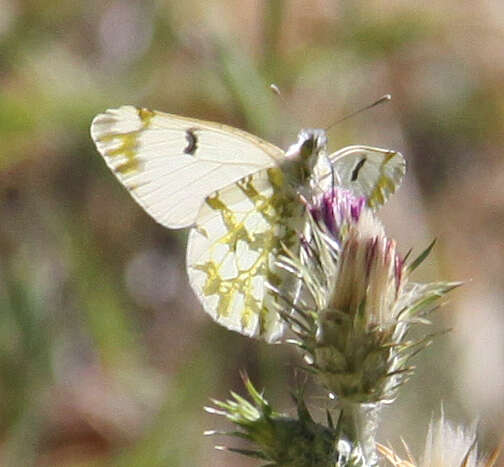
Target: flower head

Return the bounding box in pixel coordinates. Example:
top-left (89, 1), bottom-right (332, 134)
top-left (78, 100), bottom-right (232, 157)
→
top-left (274, 186), bottom-right (459, 404)
top-left (379, 411), bottom-right (501, 467)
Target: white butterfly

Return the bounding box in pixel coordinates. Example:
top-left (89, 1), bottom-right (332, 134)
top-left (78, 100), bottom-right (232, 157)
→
top-left (90, 105), bottom-right (405, 342)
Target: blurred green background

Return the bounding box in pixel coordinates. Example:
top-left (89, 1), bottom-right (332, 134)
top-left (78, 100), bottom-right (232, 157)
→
top-left (1, 1), bottom-right (503, 465)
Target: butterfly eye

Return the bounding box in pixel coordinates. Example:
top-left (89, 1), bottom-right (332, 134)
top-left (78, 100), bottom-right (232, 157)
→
top-left (300, 137), bottom-right (315, 159)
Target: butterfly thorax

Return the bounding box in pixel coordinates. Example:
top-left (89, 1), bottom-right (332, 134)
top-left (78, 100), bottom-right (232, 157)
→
top-left (281, 128), bottom-right (329, 198)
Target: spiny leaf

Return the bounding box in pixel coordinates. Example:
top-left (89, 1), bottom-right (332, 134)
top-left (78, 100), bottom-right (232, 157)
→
top-left (407, 239), bottom-right (436, 273)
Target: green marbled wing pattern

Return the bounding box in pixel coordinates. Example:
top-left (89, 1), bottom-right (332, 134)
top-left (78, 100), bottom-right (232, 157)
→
top-left (186, 167), bottom-right (304, 342)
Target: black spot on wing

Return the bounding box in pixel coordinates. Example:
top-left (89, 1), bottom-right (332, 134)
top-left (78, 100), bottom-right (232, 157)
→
top-left (351, 157), bottom-right (367, 181)
top-left (184, 128), bottom-right (198, 155)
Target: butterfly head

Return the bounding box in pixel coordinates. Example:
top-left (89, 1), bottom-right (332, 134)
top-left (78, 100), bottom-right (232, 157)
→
top-left (286, 129), bottom-right (328, 161)
top-left (282, 128), bottom-right (330, 194)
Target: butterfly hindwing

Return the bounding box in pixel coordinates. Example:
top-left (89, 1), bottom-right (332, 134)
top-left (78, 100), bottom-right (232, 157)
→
top-left (186, 167), bottom-right (302, 342)
top-left (328, 145), bottom-right (405, 208)
top-left (90, 105), bottom-right (284, 228)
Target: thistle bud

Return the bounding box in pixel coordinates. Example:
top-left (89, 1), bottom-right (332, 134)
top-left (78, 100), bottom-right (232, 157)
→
top-left (205, 374), bottom-right (341, 466)
top-left (276, 187), bottom-right (459, 404)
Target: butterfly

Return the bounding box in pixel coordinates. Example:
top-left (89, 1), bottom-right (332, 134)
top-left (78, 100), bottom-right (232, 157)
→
top-left (90, 105), bottom-right (405, 342)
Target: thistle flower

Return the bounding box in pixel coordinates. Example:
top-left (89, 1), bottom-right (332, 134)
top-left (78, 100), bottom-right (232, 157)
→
top-left (378, 412), bottom-right (501, 467)
top-left (274, 186), bottom-right (460, 404)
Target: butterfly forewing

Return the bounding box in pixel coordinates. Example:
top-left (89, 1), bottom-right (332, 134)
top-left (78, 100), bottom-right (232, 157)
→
top-left (328, 145), bottom-right (405, 208)
top-left (187, 167), bottom-right (303, 342)
top-left (90, 105), bottom-right (284, 228)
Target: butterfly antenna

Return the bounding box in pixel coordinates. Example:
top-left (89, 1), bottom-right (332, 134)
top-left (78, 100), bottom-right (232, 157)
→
top-left (270, 83), bottom-right (306, 135)
top-left (270, 83), bottom-right (284, 98)
top-left (270, 83), bottom-right (293, 110)
top-left (325, 94), bottom-right (391, 131)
